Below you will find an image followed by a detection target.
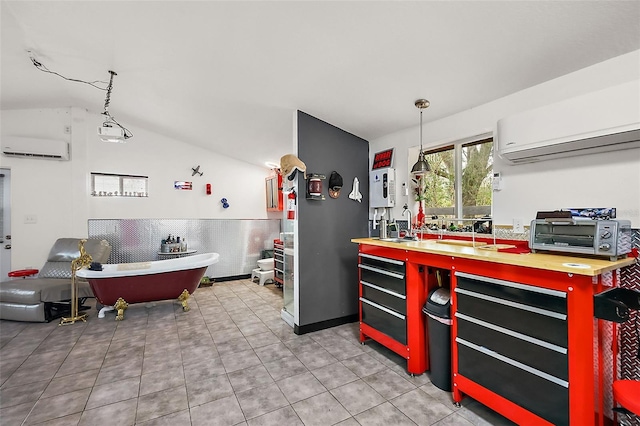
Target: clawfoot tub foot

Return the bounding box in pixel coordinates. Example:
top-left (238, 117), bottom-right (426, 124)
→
top-left (178, 289), bottom-right (191, 311)
top-left (114, 297), bottom-right (129, 321)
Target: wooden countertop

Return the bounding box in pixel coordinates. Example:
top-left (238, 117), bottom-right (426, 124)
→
top-left (351, 237), bottom-right (636, 276)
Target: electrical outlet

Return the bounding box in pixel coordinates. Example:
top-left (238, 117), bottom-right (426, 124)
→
top-left (64, 125), bottom-right (71, 134)
top-left (24, 214), bottom-right (37, 224)
top-left (513, 218), bottom-right (524, 233)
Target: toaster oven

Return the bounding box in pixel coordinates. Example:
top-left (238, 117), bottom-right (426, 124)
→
top-left (530, 219), bottom-right (632, 260)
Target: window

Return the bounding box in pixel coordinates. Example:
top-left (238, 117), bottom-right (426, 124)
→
top-left (91, 172), bottom-right (148, 197)
top-left (419, 137), bottom-right (493, 220)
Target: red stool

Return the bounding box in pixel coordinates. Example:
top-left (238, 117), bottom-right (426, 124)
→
top-left (7, 269), bottom-right (39, 278)
top-left (613, 380), bottom-right (640, 416)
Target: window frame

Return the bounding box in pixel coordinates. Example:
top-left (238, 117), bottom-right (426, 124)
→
top-left (415, 135), bottom-right (493, 219)
top-left (91, 172), bottom-right (149, 197)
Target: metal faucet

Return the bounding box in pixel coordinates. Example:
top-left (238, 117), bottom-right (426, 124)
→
top-left (402, 204), bottom-right (412, 238)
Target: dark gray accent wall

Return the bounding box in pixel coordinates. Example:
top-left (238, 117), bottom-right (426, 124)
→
top-left (297, 111), bottom-right (369, 329)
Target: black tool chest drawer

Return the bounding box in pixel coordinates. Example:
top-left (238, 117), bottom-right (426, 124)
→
top-left (361, 281), bottom-right (406, 314)
top-left (454, 272), bottom-right (568, 426)
top-left (359, 253), bottom-right (407, 345)
top-left (360, 298), bottom-right (407, 344)
top-left (456, 314), bottom-right (568, 381)
top-left (457, 338), bottom-right (569, 425)
top-left (455, 273), bottom-right (568, 347)
top-left (274, 249), bottom-right (284, 263)
top-left (358, 254), bottom-right (405, 295)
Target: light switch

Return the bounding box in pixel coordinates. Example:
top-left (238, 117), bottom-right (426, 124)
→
top-left (24, 214), bottom-right (37, 224)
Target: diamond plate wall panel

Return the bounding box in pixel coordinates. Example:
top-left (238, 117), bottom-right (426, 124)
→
top-left (595, 271), bottom-right (616, 421)
top-left (493, 226), bottom-right (530, 241)
top-left (619, 228), bottom-right (640, 425)
top-left (88, 219), bottom-right (281, 278)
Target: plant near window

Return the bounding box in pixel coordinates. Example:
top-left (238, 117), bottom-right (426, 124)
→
top-left (412, 175), bottom-right (427, 202)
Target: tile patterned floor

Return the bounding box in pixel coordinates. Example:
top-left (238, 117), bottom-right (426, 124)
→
top-left (0, 279), bottom-right (516, 425)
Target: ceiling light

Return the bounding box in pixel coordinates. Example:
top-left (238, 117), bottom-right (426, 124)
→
top-left (97, 70), bottom-right (132, 143)
top-left (411, 99), bottom-right (431, 176)
top-left (98, 117), bottom-right (126, 143)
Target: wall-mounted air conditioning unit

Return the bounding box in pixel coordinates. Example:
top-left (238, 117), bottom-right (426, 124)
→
top-left (496, 81), bottom-right (640, 164)
top-left (1, 137), bottom-right (70, 160)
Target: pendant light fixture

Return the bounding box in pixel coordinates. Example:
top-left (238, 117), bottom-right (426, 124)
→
top-left (411, 99), bottom-right (431, 176)
top-left (26, 53), bottom-right (133, 143)
top-left (97, 70), bottom-right (133, 143)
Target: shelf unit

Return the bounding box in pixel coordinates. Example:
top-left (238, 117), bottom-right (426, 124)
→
top-left (357, 244), bottom-right (429, 375)
top-left (449, 257), bottom-right (618, 425)
top-left (455, 272), bottom-right (569, 425)
top-left (157, 249), bottom-right (197, 258)
top-left (274, 239), bottom-right (284, 287)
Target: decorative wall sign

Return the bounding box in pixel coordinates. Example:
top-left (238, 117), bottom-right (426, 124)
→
top-left (372, 148), bottom-right (394, 170)
top-left (174, 181), bottom-right (192, 190)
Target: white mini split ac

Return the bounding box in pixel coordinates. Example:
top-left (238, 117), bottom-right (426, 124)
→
top-left (1, 137), bottom-right (70, 160)
top-left (497, 80), bottom-right (640, 164)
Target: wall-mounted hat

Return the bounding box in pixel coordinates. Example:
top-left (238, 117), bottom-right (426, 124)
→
top-left (328, 171), bottom-right (343, 199)
top-left (280, 154), bottom-right (307, 181)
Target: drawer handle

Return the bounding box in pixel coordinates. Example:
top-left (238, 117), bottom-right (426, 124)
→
top-left (358, 264), bottom-right (404, 279)
top-left (360, 297), bottom-right (406, 320)
top-left (456, 337), bottom-right (568, 388)
top-left (359, 253), bottom-right (404, 265)
top-left (455, 288), bottom-right (567, 321)
top-left (361, 281), bottom-right (406, 300)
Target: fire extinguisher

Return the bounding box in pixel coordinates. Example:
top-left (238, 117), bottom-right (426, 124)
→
top-left (287, 190), bottom-right (297, 220)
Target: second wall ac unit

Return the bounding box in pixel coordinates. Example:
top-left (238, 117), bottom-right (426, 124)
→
top-left (1, 137), bottom-right (70, 160)
top-left (496, 80), bottom-right (640, 164)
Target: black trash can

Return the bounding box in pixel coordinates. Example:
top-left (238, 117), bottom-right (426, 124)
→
top-left (423, 287), bottom-right (452, 391)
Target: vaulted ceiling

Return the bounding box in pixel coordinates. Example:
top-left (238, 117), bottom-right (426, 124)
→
top-left (2, 1), bottom-right (639, 167)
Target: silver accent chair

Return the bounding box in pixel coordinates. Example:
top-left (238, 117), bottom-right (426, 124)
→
top-left (0, 238), bottom-right (111, 322)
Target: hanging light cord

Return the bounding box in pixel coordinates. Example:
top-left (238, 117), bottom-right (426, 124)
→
top-left (29, 52), bottom-right (132, 139)
top-left (103, 71), bottom-right (115, 113)
top-left (101, 71), bottom-right (133, 139)
top-left (419, 108), bottom-right (423, 153)
top-left (29, 52), bottom-right (108, 90)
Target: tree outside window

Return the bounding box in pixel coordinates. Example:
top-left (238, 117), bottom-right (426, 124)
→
top-left (415, 138), bottom-right (493, 229)
top-left (461, 139), bottom-right (493, 218)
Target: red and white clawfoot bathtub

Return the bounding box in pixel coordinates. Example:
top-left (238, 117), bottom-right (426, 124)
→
top-left (77, 253), bottom-right (219, 320)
